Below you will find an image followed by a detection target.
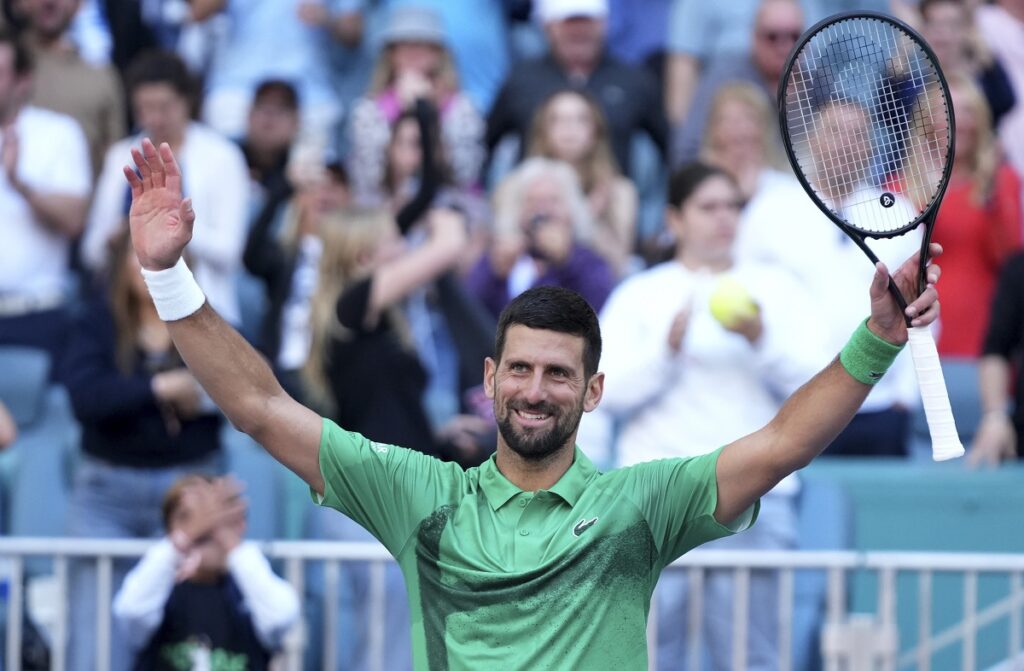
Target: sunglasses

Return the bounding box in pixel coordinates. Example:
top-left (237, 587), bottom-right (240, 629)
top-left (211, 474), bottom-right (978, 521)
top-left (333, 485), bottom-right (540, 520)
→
top-left (759, 30), bottom-right (801, 44)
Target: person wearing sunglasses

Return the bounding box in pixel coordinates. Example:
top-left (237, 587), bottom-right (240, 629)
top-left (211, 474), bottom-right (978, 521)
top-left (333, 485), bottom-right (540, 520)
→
top-left (670, 0), bottom-right (805, 166)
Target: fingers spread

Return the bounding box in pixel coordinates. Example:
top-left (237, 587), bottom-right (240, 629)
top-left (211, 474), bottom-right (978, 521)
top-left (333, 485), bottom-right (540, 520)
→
top-left (131, 146), bottom-right (152, 189)
top-left (141, 138), bottom-right (166, 188)
top-left (159, 142), bottom-right (183, 194)
top-left (179, 198), bottom-right (195, 227)
top-left (123, 165), bottom-right (143, 198)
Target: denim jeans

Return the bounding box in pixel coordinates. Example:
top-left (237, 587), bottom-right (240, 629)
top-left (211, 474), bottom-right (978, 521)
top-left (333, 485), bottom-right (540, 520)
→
top-left (65, 452), bottom-right (223, 671)
top-left (655, 493), bottom-right (799, 671)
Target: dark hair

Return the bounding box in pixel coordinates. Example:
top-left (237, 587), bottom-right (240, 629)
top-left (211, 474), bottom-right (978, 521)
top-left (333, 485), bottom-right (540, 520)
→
top-left (253, 78), bottom-right (300, 111)
top-left (0, 27), bottom-right (32, 77)
top-left (125, 49), bottom-right (194, 100)
top-left (667, 161), bottom-right (734, 209)
top-left (495, 286), bottom-right (602, 378)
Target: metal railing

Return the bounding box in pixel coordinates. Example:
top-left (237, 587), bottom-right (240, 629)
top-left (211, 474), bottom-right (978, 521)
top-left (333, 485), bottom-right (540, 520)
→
top-left (1, 538), bottom-right (1022, 671)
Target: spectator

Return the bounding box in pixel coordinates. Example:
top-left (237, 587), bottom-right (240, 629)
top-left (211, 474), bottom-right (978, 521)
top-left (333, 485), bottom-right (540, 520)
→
top-left (113, 475), bottom-right (300, 669)
top-left (302, 207), bottom-right (488, 458)
top-left (62, 229), bottom-right (225, 671)
top-left (373, 0), bottom-right (511, 115)
top-left (673, 0), bottom-right (804, 165)
top-left (663, 0), bottom-right (816, 128)
top-left (20, 0), bottom-right (126, 176)
top-left (466, 157), bottom-right (615, 319)
top-left (84, 50), bottom-right (249, 325)
top-left (197, 0), bottom-right (360, 146)
top-left (736, 100), bottom-right (923, 456)
top-left (919, 0), bottom-right (1016, 130)
top-left (600, 162), bottom-right (827, 671)
top-left (243, 162), bottom-right (351, 394)
top-left (700, 82), bottom-right (791, 204)
top-left (525, 88), bottom-right (638, 275)
top-left (0, 399), bottom-right (14, 449)
top-left (0, 27), bottom-right (91, 369)
top-left (486, 0), bottom-right (668, 178)
top-left (240, 79), bottom-right (300, 198)
top-left (348, 5), bottom-right (483, 204)
top-left (968, 250), bottom-right (1024, 466)
top-left (301, 206), bottom-right (490, 669)
top-left (927, 74), bottom-right (1021, 358)
top-left (976, 0), bottom-right (1024, 176)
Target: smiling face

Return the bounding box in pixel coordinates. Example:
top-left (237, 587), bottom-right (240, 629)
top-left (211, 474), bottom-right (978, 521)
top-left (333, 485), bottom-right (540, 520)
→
top-left (484, 325), bottom-right (603, 462)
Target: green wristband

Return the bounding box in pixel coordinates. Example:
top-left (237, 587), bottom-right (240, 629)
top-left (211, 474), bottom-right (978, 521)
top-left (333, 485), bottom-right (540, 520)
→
top-left (839, 319), bottom-right (905, 385)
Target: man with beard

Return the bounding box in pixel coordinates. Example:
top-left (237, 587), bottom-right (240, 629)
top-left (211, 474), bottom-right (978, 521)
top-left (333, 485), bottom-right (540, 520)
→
top-left (122, 138), bottom-right (944, 669)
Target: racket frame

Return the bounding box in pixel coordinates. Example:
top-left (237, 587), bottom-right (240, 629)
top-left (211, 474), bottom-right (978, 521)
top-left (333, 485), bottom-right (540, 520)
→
top-left (777, 10), bottom-right (956, 320)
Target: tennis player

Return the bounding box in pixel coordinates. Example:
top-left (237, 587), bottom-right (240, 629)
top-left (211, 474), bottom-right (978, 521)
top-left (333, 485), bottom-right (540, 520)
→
top-left (125, 138), bottom-right (942, 669)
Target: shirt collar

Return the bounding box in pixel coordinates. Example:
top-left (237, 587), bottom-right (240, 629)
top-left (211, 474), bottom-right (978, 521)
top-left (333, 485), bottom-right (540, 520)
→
top-left (479, 447), bottom-right (598, 511)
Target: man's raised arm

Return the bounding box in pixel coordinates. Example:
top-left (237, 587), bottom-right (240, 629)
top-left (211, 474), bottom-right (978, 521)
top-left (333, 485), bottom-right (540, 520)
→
top-left (712, 248), bottom-right (944, 525)
top-left (125, 139), bottom-right (325, 494)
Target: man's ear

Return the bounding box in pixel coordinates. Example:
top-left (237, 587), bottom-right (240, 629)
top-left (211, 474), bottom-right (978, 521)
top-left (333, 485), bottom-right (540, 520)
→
top-left (583, 372), bottom-right (604, 412)
top-left (483, 357), bottom-right (496, 399)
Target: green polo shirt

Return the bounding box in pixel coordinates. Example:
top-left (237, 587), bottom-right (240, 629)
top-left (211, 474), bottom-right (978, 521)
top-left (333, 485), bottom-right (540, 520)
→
top-left (313, 418), bottom-right (757, 670)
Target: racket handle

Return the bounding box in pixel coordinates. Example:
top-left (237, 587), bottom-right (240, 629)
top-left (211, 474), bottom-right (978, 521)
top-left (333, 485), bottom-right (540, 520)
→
top-left (907, 326), bottom-right (964, 461)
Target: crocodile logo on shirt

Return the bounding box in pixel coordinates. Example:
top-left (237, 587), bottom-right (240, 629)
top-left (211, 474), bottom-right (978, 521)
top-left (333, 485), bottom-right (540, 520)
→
top-left (572, 517), bottom-right (599, 537)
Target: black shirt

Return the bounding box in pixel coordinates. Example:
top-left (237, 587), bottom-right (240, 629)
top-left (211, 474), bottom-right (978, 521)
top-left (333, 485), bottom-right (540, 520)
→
top-left (132, 577), bottom-right (270, 671)
top-left (62, 296), bottom-right (221, 468)
top-left (486, 52), bottom-right (668, 174)
top-left (982, 252), bottom-right (1024, 455)
top-left (326, 277), bottom-right (440, 457)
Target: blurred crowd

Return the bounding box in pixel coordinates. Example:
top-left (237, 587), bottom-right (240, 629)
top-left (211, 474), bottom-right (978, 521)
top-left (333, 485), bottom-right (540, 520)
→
top-left (0, 0), bottom-right (1022, 668)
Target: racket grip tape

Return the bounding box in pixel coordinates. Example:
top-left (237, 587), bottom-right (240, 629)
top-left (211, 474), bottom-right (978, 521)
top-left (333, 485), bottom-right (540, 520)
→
top-left (907, 326), bottom-right (965, 461)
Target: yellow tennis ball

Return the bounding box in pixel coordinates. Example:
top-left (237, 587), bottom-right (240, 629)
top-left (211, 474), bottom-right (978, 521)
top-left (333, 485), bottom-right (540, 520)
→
top-left (709, 276), bottom-right (759, 328)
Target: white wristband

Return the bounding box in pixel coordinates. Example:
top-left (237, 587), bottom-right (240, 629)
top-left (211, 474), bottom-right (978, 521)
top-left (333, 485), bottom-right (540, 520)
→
top-left (140, 257), bottom-right (206, 321)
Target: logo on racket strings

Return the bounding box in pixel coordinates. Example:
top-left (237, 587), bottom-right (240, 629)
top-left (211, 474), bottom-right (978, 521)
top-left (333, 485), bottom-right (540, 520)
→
top-left (879, 192), bottom-right (896, 208)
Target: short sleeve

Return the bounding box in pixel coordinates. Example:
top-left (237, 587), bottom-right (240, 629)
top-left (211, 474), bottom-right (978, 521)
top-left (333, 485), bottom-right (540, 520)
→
top-left (314, 419), bottom-right (466, 555)
top-left (667, 0), bottom-right (711, 57)
top-left (621, 448), bottom-right (759, 570)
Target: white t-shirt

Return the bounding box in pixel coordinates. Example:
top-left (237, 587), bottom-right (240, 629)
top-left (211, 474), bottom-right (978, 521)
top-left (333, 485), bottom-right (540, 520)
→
top-left (0, 106), bottom-right (91, 297)
top-left (600, 260), bottom-right (831, 494)
top-left (84, 123), bottom-right (249, 324)
top-left (736, 174), bottom-right (923, 411)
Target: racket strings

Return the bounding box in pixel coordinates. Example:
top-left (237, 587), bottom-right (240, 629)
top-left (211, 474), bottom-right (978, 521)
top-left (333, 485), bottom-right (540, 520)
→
top-left (784, 17), bottom-right (952, 235)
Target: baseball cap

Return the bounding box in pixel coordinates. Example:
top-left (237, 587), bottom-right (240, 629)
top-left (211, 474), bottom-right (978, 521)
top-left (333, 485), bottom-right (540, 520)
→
top-left (380, 6), bottom-right (447, 47)
top-left (535, 0), bottom-right (609, 22)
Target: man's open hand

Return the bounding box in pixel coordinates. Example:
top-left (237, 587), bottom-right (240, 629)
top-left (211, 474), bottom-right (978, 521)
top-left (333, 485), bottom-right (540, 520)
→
top-left (123, 138), bottom-right (195, 271)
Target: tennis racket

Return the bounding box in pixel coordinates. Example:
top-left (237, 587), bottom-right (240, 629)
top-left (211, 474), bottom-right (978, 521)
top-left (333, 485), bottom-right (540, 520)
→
top-left (778, 11), bottom-right (964, 461)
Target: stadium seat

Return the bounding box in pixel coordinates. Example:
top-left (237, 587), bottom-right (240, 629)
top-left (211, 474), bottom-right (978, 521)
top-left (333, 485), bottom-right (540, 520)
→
top-left (0, 347), bottom-right (78, 545)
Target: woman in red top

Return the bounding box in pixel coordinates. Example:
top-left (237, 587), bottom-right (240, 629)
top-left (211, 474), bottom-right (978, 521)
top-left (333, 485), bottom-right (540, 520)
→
top-left (931, 73), bottom-right (1022, 357)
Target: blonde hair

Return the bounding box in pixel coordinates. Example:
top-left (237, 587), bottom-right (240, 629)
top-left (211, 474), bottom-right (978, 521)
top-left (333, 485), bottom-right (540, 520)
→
top-left (948, 72), bottom-right (999, 204)
top-left (492, 157), bottom-right (595, 242)
top-left (700, 82), bottom-right (787, 171)
top-left (525, 90), bottom-right (621, 193)
top-left (368, 44), bottom-right (460, 99)
top-left (302, 208), bottom-right (407, 411)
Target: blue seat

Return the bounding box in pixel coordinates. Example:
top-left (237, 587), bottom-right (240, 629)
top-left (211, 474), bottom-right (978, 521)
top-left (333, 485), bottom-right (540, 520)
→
top-left (0, 347), bottom-right (79, 572)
